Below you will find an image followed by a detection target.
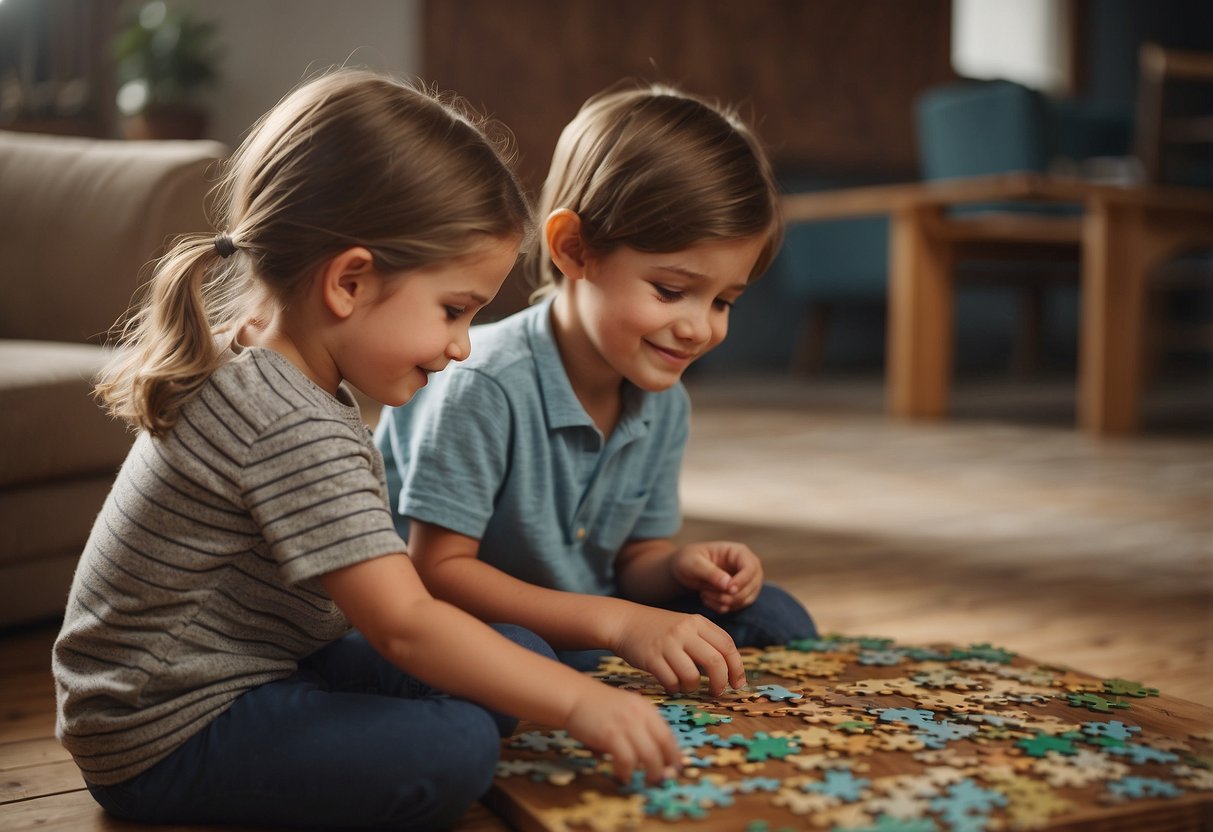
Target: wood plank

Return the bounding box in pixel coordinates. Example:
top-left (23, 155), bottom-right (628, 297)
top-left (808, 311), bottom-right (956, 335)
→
top-left (0, 789), bottom-right (277, 831)
top-left (0, 779), bottom-right (507, 832)
top-left (0, 627), bottom-right (56, 673)
top-left (0, 759), bottom-right (83, 802)
top-left (0, 737), bottom-right (72, 771)
top-left (939, 213), bottom-right (1084, 246)
top-left (0, 671), bottom-right (54, 704)
top-left (0, 702), bottom-right (58, 745)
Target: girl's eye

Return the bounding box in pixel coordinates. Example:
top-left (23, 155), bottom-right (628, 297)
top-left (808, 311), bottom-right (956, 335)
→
top-left (713, 298), bottom-right (735, 311)
top-left (444, 305), bottom-right (466, 320)
top-left (653, 285), bottom-right (683, 301)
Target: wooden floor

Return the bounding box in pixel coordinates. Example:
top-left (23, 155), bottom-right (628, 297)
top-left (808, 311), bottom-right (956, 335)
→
top-left (2, 372), bottom-right (1209, 830)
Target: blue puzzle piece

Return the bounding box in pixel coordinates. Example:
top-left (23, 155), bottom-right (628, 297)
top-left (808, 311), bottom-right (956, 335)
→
top-left (1106, 776), bottom-right (1184, 800)
top-left (804, 769), bottom-right (872, 802)
top-left (877, 707), bottom-right (937, 729)
top-left (753, 684), bottom-right (803, 701)
top-left (915, 719), bottom-right (979, 749)
top-left (1103, 743), bottom-right (1181, 765)
top-left (1081, 720), bottom-right (1141, 741)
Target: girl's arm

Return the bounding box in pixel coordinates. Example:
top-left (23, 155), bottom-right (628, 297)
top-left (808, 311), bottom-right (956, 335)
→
top-left (320, 552), bottom-right (680, 783)
top-left (409, 520), bottom-right (747, 695)
top-left (616, 538), bottom-right (765, 615)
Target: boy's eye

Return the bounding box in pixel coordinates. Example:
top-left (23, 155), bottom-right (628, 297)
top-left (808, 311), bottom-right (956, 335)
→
top-left (713, 298), bottom-right (735, 311)
top-left (653, 284), bottom-right (683, 301)
top-left (444, 305), bottom-right (466, 320)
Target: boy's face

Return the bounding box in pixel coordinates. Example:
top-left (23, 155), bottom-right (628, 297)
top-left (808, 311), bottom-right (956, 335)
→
top-left (574, 235), bottom-right (765, 392)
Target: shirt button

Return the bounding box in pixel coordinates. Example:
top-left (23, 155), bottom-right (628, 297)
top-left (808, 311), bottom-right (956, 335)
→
top-left (576, 527), bottom-right (587, 540)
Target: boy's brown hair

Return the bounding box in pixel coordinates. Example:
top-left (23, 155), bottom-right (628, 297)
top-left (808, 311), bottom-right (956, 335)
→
top-left (530, 82), bottom-right (782, 297)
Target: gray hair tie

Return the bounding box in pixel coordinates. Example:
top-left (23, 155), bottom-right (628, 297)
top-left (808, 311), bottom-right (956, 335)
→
top-left (213, 233), bottom-right (238, 258)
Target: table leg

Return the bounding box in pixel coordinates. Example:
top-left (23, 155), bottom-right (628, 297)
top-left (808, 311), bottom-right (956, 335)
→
top-left (1080, 201), bottom-right (1213, 436)
top-left (887, 205), bottom-right (954, 419)
top-left (1080, 202), bottom-right (1147, 436)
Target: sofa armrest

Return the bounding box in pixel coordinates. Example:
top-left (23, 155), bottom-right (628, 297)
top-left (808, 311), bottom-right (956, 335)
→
top-left (0, 131), bottom-right (228, 344)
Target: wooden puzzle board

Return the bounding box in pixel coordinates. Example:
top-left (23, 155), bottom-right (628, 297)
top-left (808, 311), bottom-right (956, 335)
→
top-left (487, 637), bottom-right (1213, 831)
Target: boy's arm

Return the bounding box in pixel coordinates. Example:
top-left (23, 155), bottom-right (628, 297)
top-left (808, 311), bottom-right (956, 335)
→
top-left (408, 520), bottom-right (627, 651)
top-left (614, 538), bottom-right (684, 602)
top-left (409, 520), bottom-right (747, 694)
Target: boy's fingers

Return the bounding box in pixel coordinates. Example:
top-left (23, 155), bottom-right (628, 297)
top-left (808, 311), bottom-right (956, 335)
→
top-left (610, 743), bottom-right (636, 783)
top-left (699, 624), bottom-right (747, 689)
top-left (685, 639), bottom-right (730, 696)
top-left (686, 555), bottom-right (733, 590)
top-left (647, 658), bottom-right (680, 694)
top-left (666, 649), bottom-right (704, 693)
top-left (731, 560), bottom-right (759, 587)
top-left (700, 589), bottom-right (734, 609)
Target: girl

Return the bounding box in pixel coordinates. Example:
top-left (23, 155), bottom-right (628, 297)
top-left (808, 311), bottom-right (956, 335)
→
top-left (376, 83), bottom-right (818, 695)
top-left (52, 70), bottom-right (682, 832)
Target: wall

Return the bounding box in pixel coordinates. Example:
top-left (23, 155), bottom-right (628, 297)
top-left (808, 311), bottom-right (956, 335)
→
top-left (422, 0), bottom-right (958, 330)
top-left (423, 0), bottom-right (956, 189)
top-left (191, 0), bottom-right (422, 150)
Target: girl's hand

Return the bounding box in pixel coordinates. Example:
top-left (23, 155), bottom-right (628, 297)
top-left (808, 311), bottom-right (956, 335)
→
top-left (609, 606), bottom-right (747, 696)
top-left (563, 681), bottom-right (682, 784)
top-left (671, 541), bottom-right (764, 615)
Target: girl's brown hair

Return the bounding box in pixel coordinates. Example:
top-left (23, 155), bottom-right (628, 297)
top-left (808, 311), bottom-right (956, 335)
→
top-left (98, 69), bottom-right (532, 435)
top-left (529, 82), bottom-right (782, 296)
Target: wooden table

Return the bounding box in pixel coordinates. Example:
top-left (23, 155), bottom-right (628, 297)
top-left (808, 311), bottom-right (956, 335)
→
top-left (489, 638), bottom-right (1213, 831)
top-left (780, 174), bottom-right (1213, 436)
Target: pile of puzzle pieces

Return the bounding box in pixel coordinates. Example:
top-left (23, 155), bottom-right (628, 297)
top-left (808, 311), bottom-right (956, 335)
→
top-left (491, 636), bottom-right (1213, 831)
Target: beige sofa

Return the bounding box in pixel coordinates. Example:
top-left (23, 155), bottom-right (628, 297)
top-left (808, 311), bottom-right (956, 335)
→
top-left (0, 130), bottom-right (227, 628)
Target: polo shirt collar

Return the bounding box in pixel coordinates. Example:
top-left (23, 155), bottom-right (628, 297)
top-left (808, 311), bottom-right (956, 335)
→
top-left (528, 297), bottom-right (656, 436)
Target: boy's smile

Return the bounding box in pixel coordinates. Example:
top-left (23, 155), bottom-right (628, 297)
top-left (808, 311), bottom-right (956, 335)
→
top-left (558, 235), bottom-right (765, 397)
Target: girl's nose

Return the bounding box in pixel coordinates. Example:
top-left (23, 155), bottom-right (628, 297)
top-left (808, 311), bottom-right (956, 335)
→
top-left (446, 331), bottom-right (471, 362)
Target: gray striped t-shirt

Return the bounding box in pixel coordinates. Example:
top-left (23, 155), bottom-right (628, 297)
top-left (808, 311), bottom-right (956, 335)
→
top-left (52, 347), bottom-right (407, 785)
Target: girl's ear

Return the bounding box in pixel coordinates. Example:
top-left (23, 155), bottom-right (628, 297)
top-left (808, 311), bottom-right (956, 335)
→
top-left (320, 247), bottom-right (378, 319)
top-left (545, 209), bottom-right (588, 281)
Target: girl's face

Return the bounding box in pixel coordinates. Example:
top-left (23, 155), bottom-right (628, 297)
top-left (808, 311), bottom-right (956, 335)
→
top-left (339, 236), bottom-right (519, 406)
top-left (572, 235), bottom-right (766, 392)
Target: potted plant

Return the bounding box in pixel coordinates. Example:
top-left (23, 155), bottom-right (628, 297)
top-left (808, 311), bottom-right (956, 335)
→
top-left (112, 1), bottom-right (221, 139)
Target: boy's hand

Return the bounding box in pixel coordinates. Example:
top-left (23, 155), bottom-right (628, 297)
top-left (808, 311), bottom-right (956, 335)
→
top-left (671, 541), bottom-right (764, 615)
top-left (563, 681), bottom-right (682, 784)
top-left (609, 606), bottom-right (747, 696)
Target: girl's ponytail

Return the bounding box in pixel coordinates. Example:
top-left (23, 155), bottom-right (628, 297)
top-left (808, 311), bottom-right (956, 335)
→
top-left (95, 234), bottom-right (240, 435)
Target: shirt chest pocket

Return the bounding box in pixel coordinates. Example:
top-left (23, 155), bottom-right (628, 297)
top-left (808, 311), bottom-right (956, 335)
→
top-left (588, 493), bottom-right (650, 554)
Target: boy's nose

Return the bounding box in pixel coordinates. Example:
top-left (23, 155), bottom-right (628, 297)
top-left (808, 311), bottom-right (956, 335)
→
top-left (674, 308), bottom-right (712, 344)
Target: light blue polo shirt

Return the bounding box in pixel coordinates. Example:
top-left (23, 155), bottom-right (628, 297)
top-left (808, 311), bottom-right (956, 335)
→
top-left (374, 297), bottom-right (689, 596)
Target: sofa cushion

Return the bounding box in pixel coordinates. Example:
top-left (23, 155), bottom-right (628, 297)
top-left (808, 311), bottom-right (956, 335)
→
top-left (0, 131), bottom-right (227, 344)
top-left (0, 341), bottom-right (132, 488)
top-left (0, 474), bottom-right (115, 624)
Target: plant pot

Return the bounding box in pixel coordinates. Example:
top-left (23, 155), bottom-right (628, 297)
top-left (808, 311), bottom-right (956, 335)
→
top-left (122, 106), bottom-right (208, 140)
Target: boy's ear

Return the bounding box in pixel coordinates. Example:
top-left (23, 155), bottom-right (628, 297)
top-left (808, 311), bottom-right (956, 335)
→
top-left (320, 247), bottom-right (378, 319)
top-left (545, 209), bottom-right (588, 280)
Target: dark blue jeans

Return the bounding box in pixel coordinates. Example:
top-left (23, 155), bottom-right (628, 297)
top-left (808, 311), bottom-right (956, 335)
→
top-left (86, 624), bottom-right (553, 831)
top-left (558, 582), bottom-right (818, 671)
